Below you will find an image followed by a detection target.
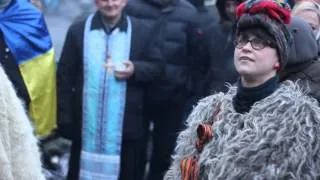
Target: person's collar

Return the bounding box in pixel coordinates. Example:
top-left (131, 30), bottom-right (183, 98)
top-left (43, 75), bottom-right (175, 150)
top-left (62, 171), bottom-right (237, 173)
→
top-left (91, 11), bottom-right (128, 34)
top-left (233, 75), bottom-right (279, 114)
top-left (238, 75), bottom-right (279, 91)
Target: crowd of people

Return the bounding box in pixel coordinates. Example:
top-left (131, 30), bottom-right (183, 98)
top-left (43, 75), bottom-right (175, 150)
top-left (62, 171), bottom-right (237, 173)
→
top-left (0, 0), bottom-right (319, 179)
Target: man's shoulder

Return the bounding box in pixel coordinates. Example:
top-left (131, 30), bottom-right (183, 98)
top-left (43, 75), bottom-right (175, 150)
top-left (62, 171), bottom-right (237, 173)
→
top-left (126, 0), bottom-right (145, 7)
top-left (177, 0), bottom-right (196, 11)
top-left (126, 0), bottom-right (196, 15)
top-left (65, 16), bottom-right (89, 42)
top-left (69, 17), bottom-right (87, 33)
top-left (126, 0), bottom-right (159, 18)
top-left (126, 0), bottom-right (152, 12)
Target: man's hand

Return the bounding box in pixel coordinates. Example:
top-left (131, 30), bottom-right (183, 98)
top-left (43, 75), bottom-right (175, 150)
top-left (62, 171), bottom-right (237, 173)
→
top-left (39, 133), bottom-right (71, 170)
top-left (114, 60), bottom-right (135, 80)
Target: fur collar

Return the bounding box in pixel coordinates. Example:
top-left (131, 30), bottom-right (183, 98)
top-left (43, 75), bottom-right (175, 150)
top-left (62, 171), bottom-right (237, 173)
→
top-left (165, 81), bottom-right (320, 179)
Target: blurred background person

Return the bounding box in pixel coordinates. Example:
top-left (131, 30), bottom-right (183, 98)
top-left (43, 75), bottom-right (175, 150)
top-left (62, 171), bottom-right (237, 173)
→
top-left (125, 0), bottom-right (203, 179)
top-left (181, 0), bottom-right (218, 124)
top-left (292, 0), bottom-right (320, 53)
top-left (280, 16), bottom-right (320, 102)
top-left (188, 0), bottom-right (218, 27)
top-left (57, 0), bottom-right (163, 179)
top-left (203, 0), bottom-right (242, 94)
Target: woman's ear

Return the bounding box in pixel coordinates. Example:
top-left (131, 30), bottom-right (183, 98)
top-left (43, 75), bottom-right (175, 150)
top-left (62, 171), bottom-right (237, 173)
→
top-left (273, 62), bottom-right (280, 72)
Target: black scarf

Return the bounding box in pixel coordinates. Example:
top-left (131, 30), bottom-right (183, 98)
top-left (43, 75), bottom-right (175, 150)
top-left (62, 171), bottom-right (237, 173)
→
top-left (233, 75), bottom-right (279, 114)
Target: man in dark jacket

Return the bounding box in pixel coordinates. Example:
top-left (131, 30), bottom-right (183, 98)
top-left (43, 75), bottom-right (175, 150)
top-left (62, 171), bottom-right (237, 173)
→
top-left (180, 0), bottom-right (220, 121)
top-left (198, 0), bottom-right (241, 96)
top-left (57, 0), bottom-right (163, 179)
top-left (280, 16), bottom-right (320, 102)
top-left (188, 0), bottom-right (218, 27)
top-left (125, 0), bottom-right (205, 179)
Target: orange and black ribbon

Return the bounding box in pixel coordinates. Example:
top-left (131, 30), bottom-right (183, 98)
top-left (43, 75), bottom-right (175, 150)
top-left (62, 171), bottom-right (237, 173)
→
top-left (180, 102), bottom-right (222, 180)
top-left (181, 156), bottom-right (199, 180)
top-left (196, 124), bottom-right (213, 152)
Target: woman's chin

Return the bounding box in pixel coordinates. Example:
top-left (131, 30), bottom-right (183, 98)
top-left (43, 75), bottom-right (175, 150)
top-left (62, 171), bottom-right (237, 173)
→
top-left (236, 67), bottom-right (254, 76)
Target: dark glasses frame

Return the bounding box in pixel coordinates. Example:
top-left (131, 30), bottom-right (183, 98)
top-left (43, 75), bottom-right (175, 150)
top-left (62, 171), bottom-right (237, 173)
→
top-left (234, 38), bottom-right (275, 50)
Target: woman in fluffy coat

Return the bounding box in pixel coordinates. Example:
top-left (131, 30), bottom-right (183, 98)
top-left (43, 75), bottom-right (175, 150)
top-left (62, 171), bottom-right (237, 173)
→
top-left (0, 64), bottom-right (44, 180)
top-left (165, 0), bottom-right (320, 179)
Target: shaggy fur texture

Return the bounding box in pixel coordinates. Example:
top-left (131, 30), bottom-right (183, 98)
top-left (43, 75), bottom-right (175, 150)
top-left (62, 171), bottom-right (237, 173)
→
top-left (165, 81), bottom-right (320, 180)
top-left (0, 66), bottom-right (44, 180)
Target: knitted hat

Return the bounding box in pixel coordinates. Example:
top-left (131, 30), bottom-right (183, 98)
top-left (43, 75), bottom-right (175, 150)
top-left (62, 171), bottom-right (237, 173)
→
top-left (235, 0), bottom-right (292, 70)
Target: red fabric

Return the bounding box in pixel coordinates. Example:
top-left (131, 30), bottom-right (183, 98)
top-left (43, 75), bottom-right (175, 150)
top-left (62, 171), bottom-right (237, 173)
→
top-left (236, 0), bottom-right (291, 24)
top-left (196, 124), bottom-right (213, 152)
top-left (181, 157), bottom-right (199, 180)
top-left (180, 102), bottom-right (222, 179)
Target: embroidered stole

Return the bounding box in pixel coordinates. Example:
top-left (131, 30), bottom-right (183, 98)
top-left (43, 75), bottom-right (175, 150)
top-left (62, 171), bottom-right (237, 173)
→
top-left (80, 14), bottom-right (131, 180)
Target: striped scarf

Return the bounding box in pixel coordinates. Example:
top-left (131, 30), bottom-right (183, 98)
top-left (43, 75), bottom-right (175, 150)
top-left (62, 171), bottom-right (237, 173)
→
top-left (79, 14), bottom-right (131, 180)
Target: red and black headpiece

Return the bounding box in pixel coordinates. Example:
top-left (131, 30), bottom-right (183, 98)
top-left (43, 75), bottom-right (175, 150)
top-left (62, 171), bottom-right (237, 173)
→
top-left (235, 0), bottom-right (292, 70)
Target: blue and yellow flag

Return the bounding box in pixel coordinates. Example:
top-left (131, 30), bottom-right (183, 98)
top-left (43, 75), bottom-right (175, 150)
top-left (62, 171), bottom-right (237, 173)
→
top-left (0, 0), bottom-right (56, 137)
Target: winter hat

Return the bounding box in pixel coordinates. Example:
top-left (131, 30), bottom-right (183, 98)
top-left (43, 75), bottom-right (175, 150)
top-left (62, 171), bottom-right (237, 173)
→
top-left (235, 0), bottom-right (292, 70)
top-left (286, 16), bottom-right (318, 65)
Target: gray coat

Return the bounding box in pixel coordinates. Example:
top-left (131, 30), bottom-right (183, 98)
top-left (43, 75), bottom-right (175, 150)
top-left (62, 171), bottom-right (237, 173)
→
top-left (165, 81), bottom-right (320, 179)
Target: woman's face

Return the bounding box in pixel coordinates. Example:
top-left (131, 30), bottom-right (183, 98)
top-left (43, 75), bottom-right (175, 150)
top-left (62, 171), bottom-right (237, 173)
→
top-left (234, 33), bottom-right (279, 86)
top-left (295, 10), bottom-right (320, 36)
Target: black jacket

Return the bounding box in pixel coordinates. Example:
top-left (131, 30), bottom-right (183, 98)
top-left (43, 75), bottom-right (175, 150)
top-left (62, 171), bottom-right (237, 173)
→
top-left (199, 22), bottom-right (238, 95)
top-left (0, 32), bottom-right (30, 108)
top-left (57, 12), bottom-right (163, 179)
top-left (126, 0), bottom-right (204, 103)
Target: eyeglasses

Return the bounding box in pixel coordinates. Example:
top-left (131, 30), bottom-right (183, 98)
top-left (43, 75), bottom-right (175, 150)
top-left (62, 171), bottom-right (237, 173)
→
top-left (234, 37), bottom-right (275, 50)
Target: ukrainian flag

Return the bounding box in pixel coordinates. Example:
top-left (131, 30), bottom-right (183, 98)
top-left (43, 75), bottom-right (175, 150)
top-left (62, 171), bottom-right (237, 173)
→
top-left (0, 0), bottom-right (56, 137)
